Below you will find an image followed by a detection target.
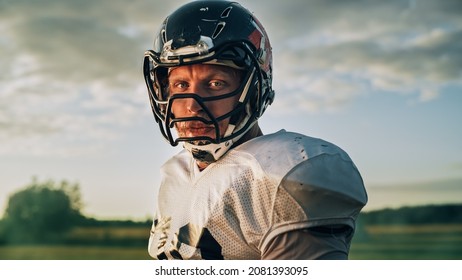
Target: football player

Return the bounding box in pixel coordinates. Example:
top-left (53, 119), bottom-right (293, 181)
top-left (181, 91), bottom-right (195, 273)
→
top-left (143, 0), bottom-right (368, 259)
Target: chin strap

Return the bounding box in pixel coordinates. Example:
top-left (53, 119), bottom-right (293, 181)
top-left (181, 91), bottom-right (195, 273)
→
top-left (183, 119), bottom-right (256, 164)
top-left (183, 123), bottom-right (236, 164)
top-left (184, 141), bottom-right (231, 164)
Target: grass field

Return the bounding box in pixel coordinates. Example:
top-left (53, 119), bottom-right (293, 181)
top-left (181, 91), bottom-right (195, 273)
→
top-left (349, 224), bottom-right (462, 260)
top-left (0, 245), bottom-right (149, 260)
top-left (0, 226), bottom-right (150, 260)
top-left (1, 224), bottom-right (462, 260)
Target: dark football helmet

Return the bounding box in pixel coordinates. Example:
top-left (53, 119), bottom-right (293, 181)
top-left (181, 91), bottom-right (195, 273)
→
top-left (143, 0), bottom-right (274, 163)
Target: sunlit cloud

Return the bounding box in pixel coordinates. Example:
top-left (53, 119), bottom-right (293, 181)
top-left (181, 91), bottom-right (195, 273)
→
top-left (1, 0), bottom-right (461, 156)
top-left (260, 0), bottom-right (462, 113)
top-left (0, 0), bottom-right (175, 156)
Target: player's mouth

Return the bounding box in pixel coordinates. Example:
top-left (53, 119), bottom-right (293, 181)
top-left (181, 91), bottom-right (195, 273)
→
top-left (186, 126), bottom-right (214, 135)
top-left (177, 122), bottom-right (216, 138)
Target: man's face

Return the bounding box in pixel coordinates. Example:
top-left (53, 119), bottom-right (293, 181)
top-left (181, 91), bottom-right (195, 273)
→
top-left (168, 64), bottom-right (242, 140)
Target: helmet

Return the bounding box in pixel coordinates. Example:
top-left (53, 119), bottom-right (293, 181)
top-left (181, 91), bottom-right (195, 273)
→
top-left (143, 0), bottom-right (274, 163)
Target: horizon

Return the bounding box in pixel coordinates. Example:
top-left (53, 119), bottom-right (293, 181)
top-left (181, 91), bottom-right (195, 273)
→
top-left (4, 177), bottom-right (462, 221)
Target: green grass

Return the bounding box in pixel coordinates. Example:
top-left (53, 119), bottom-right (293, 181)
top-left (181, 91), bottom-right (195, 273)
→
top-left (0, 226), bottom-right (151, 260)
top-left (350, 224), bottom-right (462, 260)
top-left (1, 224), bottom-right (462, 259)
top-left (0, 245), bottom-right (150, 260)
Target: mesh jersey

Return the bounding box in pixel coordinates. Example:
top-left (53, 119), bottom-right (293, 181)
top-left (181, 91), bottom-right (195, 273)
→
top-left (148, 130), bottom-right (367, 259)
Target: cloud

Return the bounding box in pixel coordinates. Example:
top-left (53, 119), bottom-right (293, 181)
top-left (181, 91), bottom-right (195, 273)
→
top-left (250, 0), bottom-right (462, 113)
top-left (0, 0), bottom-right (187, 156)
top-left (1, 0), bottom-right (461, 155)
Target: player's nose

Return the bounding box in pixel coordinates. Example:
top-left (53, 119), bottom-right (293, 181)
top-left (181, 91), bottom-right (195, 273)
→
top-left (185, 97), bottom-right (203, 114)
top-left (184, 83), bottom-right (207, 114)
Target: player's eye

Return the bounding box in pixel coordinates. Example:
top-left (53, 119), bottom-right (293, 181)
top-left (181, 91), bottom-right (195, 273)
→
top-left (172, 81), bottom-right (188, 89)
top-left (209, 80), bottom-right (226, 88)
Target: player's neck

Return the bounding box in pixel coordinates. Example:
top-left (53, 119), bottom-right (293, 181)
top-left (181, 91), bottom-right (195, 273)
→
top-left (234, 123), bottom-right (263, 147)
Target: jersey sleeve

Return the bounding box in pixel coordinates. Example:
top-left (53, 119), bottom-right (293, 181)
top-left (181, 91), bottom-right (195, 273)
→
top-left (261, 227), bottom-right (353, 260)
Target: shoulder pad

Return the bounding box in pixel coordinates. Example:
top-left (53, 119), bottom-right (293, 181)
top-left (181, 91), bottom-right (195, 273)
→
top-left (238, 130), bottom-right (367, 225)
top-left (237, 130), bottom-right (354, 183)
top-left (281, 153), bottom-right (367, 225)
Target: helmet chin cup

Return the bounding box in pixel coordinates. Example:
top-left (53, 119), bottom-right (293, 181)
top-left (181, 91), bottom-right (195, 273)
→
top-left (183, 121), bottom-right (254, 164)
top-left (184, 141), bottom-right (231, 164)
top-left (144, 1), bottom-right (274, 161)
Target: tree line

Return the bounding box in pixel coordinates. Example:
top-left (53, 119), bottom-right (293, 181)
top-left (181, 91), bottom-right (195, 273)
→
top-left (0, 179), bottom-right (149, 245)
top-left (359, 204), bottom-right (462, 225)
top-left (0, 179), bottom-right (461, 245)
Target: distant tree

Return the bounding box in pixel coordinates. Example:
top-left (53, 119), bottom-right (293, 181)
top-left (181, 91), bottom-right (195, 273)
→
top-left (361, 204), bottom-right (462, 225)
top-left (1, 178), bottom-right (84, 244)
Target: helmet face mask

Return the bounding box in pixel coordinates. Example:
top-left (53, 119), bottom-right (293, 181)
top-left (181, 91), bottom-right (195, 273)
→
top-left (144, 43), bottom-right (258, 144)
top-left (143, 1), bottom-right (274, 163)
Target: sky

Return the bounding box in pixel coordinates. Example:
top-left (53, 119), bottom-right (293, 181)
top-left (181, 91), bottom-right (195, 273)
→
top-left (1, 0), bottom-right (461, 220)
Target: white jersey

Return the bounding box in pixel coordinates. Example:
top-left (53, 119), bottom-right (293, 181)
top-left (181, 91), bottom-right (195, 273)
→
top-left (148, 130), bottom-right (367, 259)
